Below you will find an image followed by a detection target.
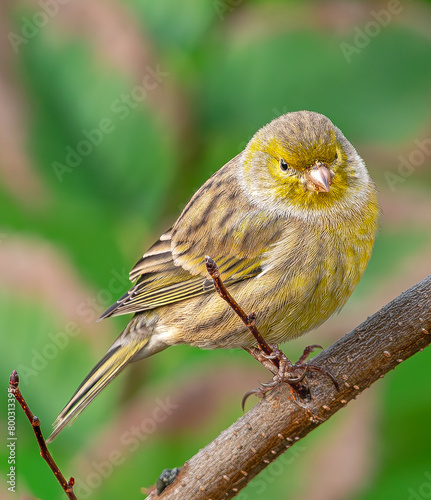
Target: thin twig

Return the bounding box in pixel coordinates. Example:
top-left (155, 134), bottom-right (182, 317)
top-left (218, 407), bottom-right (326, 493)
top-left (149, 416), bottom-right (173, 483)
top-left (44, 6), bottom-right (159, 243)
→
top-left (9, 370), bottom-right (77, 500)
top-left (205, 256), bottom-right (276, 362)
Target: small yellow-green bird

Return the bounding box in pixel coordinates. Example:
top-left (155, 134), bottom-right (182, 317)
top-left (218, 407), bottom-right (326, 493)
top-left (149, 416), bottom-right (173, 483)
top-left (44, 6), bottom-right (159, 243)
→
top-left (48, 111), bottom-right (379, 442)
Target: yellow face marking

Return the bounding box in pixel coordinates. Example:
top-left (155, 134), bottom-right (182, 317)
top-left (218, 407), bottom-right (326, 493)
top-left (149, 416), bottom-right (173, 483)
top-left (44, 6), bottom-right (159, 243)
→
top-left (256, 135), bottom-right (354, 211)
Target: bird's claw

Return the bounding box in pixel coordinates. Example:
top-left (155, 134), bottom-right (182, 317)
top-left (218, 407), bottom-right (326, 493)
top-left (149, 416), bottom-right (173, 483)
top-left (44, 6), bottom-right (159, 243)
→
top-left (242, 387), bottom-right (267, 411)
top-left (242, 343), bottom-right (338, 409)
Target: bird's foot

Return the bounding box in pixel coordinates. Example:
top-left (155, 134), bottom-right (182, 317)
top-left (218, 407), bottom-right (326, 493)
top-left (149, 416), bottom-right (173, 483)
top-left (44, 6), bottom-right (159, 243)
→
top-left (242, 344), bottom-right (338, 410)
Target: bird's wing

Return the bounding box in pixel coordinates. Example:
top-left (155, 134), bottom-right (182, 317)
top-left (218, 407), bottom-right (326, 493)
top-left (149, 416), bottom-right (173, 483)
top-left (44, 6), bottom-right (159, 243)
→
top-left (99, 228), bottom-right (265, 319)
top-left (169, 157), bottom-right (286, 276)
top-left (100, 158), bottom-right (285, 319)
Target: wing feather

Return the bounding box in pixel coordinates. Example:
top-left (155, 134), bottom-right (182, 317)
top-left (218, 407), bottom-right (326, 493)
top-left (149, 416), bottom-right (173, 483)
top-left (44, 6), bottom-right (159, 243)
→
top-left (100, 157), bottom-right (285, 319)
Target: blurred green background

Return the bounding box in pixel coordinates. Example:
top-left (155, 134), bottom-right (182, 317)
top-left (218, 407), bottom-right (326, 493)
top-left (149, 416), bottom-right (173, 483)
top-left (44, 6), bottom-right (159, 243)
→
top-left (1, 1), bottom-right (431, 499)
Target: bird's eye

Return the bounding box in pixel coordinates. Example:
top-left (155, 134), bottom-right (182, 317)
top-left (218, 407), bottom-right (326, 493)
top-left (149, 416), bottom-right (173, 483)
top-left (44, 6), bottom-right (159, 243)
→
top-left (334, 152), bottom-right (339, 161)
top-left (280, 159), bottom-right (289, 171)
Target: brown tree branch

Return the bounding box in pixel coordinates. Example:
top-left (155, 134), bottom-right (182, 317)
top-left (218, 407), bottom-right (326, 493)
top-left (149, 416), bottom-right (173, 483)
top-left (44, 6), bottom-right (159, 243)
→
top-left (9, 370), bottom-right (77, 500)
top-left (146, 274), bottom-right (431, 499)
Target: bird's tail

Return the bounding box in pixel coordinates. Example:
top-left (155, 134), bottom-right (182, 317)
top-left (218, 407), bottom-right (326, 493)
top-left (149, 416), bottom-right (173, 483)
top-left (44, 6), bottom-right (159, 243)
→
top-left (47, 336), bottom-right (152, 443)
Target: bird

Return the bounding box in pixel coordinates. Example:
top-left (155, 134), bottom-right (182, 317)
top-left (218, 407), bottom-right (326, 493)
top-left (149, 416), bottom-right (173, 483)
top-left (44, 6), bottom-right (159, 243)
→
top-left (47, 110), bottom-right (380, 442)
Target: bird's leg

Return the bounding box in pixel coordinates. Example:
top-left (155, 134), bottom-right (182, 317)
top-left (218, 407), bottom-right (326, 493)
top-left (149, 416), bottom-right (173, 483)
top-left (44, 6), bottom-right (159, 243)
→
top-left (205, 256), bottom-right (338, 410)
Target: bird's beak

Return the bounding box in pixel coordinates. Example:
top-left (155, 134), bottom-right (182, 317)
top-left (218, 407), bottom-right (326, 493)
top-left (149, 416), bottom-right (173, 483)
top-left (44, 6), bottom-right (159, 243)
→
top-left (306, 163), bottom-right (331, 193)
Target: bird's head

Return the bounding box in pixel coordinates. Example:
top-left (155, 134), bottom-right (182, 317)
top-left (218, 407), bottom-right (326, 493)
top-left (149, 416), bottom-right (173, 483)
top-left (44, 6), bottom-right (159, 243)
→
top-left (240, 111), bottom-right (368, 216)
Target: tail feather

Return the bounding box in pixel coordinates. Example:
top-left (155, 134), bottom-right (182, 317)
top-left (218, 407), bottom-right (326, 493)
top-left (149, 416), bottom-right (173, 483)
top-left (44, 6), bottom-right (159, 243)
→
top-left (47, 338), bottom-right (149, 443)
